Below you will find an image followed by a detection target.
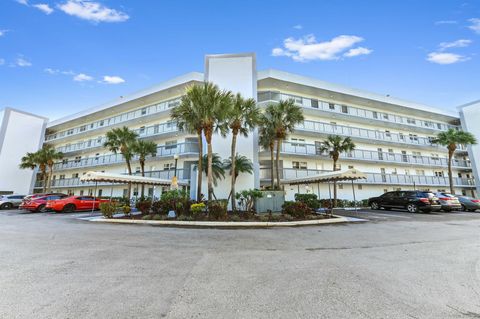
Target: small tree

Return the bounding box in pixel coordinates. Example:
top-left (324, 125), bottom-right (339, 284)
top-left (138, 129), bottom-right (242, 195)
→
top-left (223, 154), bottom-right (254, 204)
top-left (434, 129), bottom-right (477, 194)
top-left (319, 135), bottom-right (356, 207)
top-left (259, 112), bottom-right (277, 189)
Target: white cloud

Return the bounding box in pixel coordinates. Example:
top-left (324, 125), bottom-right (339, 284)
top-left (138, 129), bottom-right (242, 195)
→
top-left (73, 73), bottom-right (94, 81)
top-left (468, 18), bottom-right (480, 34)
top-left (44, 67), bottom-right (59, 74)
top-left (58, 0), bottom-right (129, 23)
top-left (439, 39), bottom-right (472, 50)
top-left (0, 30), bottom-right (8, 37)
top-left (272, 34), bottom-right (371, 62)
top-left (16, 57), bottom-right (32, 67)
top-left (102, 75), bottom-right (125, 84)
top-left (16, 0), bottom-right (29, 5)
top-left (33, 3), bottom-right (54, 14)
top-left (293, 25), bottom-right (303, 30)
top-left (0, 58), bottom-right (5, 65)
top-left (344, 47), bottom-right (373, 57)
top-left (435, 20), bottom-right (457, 25)
top-left (427, 52), bottom-right (469, 64)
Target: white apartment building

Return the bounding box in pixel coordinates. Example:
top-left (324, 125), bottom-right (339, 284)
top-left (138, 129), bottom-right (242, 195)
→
top-left (31, 53), bottom-right (476, 201)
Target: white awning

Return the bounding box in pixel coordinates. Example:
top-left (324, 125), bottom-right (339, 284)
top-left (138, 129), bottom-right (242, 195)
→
top-left (79, 171), bottom-right (187, 186)
top-left (281, 169), bottom-right (367, 185)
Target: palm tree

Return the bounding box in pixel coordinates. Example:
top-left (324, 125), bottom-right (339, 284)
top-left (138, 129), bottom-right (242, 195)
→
top-left (194, 82), bottom-right (232, 202)
top-left (225, 93), bottom-right (259, 209)
top-left (434, 129), bottom-right (477, 194)
top-left (19, 152), bottom-right (42, 190)
top-left (259, 112), bottom-right (277, 189)
top-left (171, 86), bottom-right (206, 201)
top-left (319, 135), bottom-right (356, 207)
top-left (266, 99), bottom-right (304, 190)
top-left (132, 140), bottom-right (157, 197)
top-left (224, 154), bottom-right (254, 203)
top-left (194, 153), bottom-right (225, 199)
top-left (103, 126), bottom-right (139, 199)
top-left (42, 146), bottom-right (64, 193)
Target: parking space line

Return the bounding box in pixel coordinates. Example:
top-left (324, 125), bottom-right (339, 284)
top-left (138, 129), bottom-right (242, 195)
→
top-left (364, 212), bottom-right (412, 219)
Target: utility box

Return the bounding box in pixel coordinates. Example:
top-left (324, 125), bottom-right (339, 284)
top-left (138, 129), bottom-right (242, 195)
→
top-left (255, 190), bottom-right (285, 213)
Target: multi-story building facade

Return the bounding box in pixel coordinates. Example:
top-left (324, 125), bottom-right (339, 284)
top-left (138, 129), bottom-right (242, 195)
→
top-left (33, 53), bottom-right (477, 201)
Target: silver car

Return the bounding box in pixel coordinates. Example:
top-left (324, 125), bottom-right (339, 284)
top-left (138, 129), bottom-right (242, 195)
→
top-left (457, 196), bottom-right (480, 212)
top-left (434, 192), bottom-right (462, 212)
top-left (0, 195), bottom-right (26, 209)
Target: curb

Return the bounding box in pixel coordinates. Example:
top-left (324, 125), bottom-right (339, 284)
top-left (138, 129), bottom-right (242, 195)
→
top-left (83, 215), bottom-right (367, 228)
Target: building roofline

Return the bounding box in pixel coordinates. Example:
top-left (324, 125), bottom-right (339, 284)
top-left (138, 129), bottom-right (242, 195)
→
top-left (0, 107), bottom-right (49, 121)
top-left (258, 69), bottom-right (459, 119)
top-left (47, 72), bottom-right (204, 128)
top-left (457, 99), bottom-right (480, 111)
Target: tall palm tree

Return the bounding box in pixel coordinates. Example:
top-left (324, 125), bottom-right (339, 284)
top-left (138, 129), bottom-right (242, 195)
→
top-left (319, 135), bottom-right (356, 207)
top-left (225, 93), bottom-right (259, 209)
top-left (42, 146), bottom-right (64, 193)
top-left (266, 99), bottom-right (304, 190)
top-left (171, 86), bottom-right (205, 201)
top-left (132, 140), bottom-right (157, 197)
top-left (103, 126), bottom-right (139, 199)
top-left (223, 154), bottom-right (254, 203)
top-left (258, 113), bottom-right (277, 189)
top-left (434, 129), bottom-right (477, 194)
top-left (198, 153), bottom-right (225, 187)
top-left (194, 82), bottom-right (232, 202)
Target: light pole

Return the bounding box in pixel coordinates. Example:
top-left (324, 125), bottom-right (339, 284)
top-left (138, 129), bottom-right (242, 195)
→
top-left (171, 154), bottom-right (179, 190)
top-left (173, 154), bottom-right (179, 177)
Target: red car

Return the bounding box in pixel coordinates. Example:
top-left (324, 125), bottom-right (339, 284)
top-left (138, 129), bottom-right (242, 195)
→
top-left (46, 196), bottom-right (109, 213)
top-left (20, 194), bottom-right (67, 212)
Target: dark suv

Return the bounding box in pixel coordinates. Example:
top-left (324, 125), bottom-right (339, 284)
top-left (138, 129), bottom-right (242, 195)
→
top-left (368, 191), bottom-right (441, 213)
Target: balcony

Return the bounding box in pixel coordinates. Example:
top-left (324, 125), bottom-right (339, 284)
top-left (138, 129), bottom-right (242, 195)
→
top-left (258, 91), bottom-right (458, 133)
top-left (262, 141), bottom-right (471, 169)
top-left (259, 168), bottom-right (476, 187)
top-left (55, 121), bottom-right (181, 154)
top-left (295, 120), bottom-right (466, 151)
top-left (45, 97), bottom-right (181, 142)
top-left (35, 169), bottom-right (190, 189)
top-left (53, 142), bottom-right (199, 171)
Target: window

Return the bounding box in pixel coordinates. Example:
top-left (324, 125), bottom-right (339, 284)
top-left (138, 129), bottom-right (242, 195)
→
top-left (80, 125), bottom-right (86, 132)
top-left (434, 171), bottom-right (444, 177)
top-left (62, 159), bottom-right (68, 165)
top-left (141, 108), bottom-right (147, 115)
top-left (431, 153), bottom-right (440, 161)
top-left (311, 99), bottom-right (319, 108)
top-left (399, 133), bottom-right (405, 140)
top-left (67, 129), bottom-right (74, 135)
top-left (98, 189), bottom-right (102, 197)
top-left (72, 173), bottom-right (79, 178)
top-left (59, 175), bottom-right (65, 180)
top-left (139, 126), bottom-right (145, 134)
top-left (154, 124), bottom-right (160, 134)
top-left (90, 123), bottom-right (94, 129)
top-left (385, 130), bottom-right (391, 137)
top-left (166, 121), bottom-right (175, 129)
top-left (95, 153), bottom-right (100, 161)
top-left (292, 161), bottom-right (307, 169)
top-left (329, 103), bottom-right (335, 110)
top-left (164, 163), bottom-right (174, 170)
top-left (74, 156), bottom-right (81, 163)
top-left (165, 140), bottom-right (177, 150)
top-left (348, 165), bottom-right (354, 169)
top-left (341, 105), bottom-right (348, 113)
top-left (437, 123), bottom-right (442, 130)
top-left (358, 185), bottom-right (363, 190)
top-left (407, 118), bottom-right (416, 125)
top-left (373, 111), bottom-right (378, 119)
top-left (135, 167), bottom-right (141, 173)
top-left (291, 138), bottom-right (305, 147)
top-left (412, 151), bottom-right (421, 159)
top-left (383, 113), bottom-right (389, 120)
top-left (392, 168), bottom-right (397, 175)
top-left (99, 120), bottom-right (104, 126)
top-left (409, 134), bottom-right (418, 141)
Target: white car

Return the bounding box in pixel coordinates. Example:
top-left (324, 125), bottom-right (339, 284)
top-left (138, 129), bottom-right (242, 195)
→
top-left (0, 195), bottom-right (26, 209)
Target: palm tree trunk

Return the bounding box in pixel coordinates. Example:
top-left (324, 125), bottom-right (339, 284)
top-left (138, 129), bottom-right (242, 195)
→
top-left (196, 132), bottom-right (203, 201)
top-left (275, 139), bottom-right (282, 190)
top-left (270, 143), bottom-right (274, 189)
top-left (47, 165), bottom-right (53, 193)
top-left (126, 159), bottom-right (132, 199)
top-left (230, 132), bottom-right (238, 211)
top-left (448, 150), bottom-right (454, 194)
top-left (333, 159), bottom-right (337, 208)
top-left (207, 142), bottom-right (213, 202)
top-left (140, 160), bottom-right (145, 198)
top-left (42, 169), bottom-right (47, 193)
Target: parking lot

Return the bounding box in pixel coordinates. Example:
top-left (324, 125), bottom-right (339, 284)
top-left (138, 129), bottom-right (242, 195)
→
top-left (1, 208), bottom-right (480, 319)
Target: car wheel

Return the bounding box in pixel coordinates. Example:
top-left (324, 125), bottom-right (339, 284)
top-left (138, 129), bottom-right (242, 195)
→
top-left (1, 203), bottom-right (13, 210)
top-left (37, 205), bottom-right (46, 213)
top-left (370, 202), bottom-right (380, 210)
top-left (461, 204), bottom-right (467, 211)
top-left (62, 204), bottom-right (75, 213)
top-left (443, 208), bottom-right (452, 212)
top-left (407, 204), bottom-right (418, 213)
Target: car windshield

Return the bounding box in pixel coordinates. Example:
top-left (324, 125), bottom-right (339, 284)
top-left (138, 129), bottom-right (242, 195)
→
top-left (419, 192), bottom-right (436, 198)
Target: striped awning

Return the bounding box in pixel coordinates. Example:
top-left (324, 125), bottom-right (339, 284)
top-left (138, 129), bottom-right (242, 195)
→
top-left (281, 169), bottom-right (367, 185)
top-left (80, 171), bottom-right (187, 186)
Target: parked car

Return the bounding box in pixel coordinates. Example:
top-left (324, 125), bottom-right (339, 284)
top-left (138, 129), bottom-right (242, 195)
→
top-left (20, 194), bottom-right (68, 212)
top-left (46, 196), bottom-right (109, 213)
top-left (368, 191), bottom-right (441, 213)
top-left (433, 192), bottom-right (462, 212)
top-left (0, 194), bottom-right (26, 209)
top-left (457, 196), bottom-right (480, 212)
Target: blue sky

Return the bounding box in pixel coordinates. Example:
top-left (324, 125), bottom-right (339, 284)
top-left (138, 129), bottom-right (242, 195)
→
top-left (1, 0), bottom-right (479, 120)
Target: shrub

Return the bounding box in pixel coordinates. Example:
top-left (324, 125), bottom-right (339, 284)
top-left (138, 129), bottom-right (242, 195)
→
top-left (235, 189), bottom-right (263, 212)
top-left (259, 215), bottom-right (270, 222)
top-left (135, 200), bottom-right (152, 214)
top-left (142, 215), bottom-right (152, 220)
top-left (122, 205), bottom-right (131, 217)
top-left (294, 193), bottom-right (320, 210)
top-left (177, 215), bottom-right (194, 221)
top-left (152, 214), bottom-right (166, 221)
top-left (99, 202), bottom-right (116, 219)
top-left (282, 214), bottom-right (294, 221)
top-left (229, 214), bottom-right (241, 222)
top-left (153, 190), bottom-right (192, 216)
top-left (190, 203), bottom-right (206, 219)
top-left (282, 201), bottom-right (312, 219)
top-left (208, 200), bottom-right (228, 221)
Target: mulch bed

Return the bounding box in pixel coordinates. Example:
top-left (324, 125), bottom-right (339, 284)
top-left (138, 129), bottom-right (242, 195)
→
top-left (113, 213), bottom-right (334, 222)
